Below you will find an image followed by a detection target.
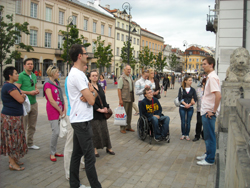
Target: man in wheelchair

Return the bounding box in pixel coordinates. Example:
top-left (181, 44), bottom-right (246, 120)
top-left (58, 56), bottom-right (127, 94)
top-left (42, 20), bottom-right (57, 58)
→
top-left (140, 88), bottom-right (170, 142)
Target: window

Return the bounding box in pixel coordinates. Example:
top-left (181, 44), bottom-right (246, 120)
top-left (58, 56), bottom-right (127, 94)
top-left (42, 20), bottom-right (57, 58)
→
top-left (146, 41), bottom-right (148, 46)
top-left (133, 50), bottom-right (135, 56)
top-left (126, 35), bottom-right (128, 41)
top-left (126, 25), bottom-right (128, 30)
top-left (196, 58), bottom-right (199, 62)
top-left (155, 44), bottom-right (157, 49)
top-left (101, 24), bottom-right (104, 35)
top-left (121, 34), bottom-right (124, 41)
top-left (93, 22), bottom-right (97, 33)
top-left (152, 43), bottom-right (154, 50)
top-left (108, 26), bottom-right (111, 37)
top-left (30, 2), bottom-right (38, 18)
top-left (189, 51), bottom-right (192, 55)
top-left (137, 51), bottom-right (139, 58)
top-left (158, 45), bottom-right (160, 50)
top-left (30, 30), bottom-right (37, 46)
top-left (116, 47), bottom-right (119, 56)
top-left (92, 41), bottom-right (96, 53)
top-left (15, 28), bottom-right (21, 44)
top-left (149, 42), bottom-right (151, 48)
top-left (117, 21), bottom-right (120, 27)
top-left (84, 19), bottom-right (88, 31)
top-left (142, 40), bottom-right (144, 47)
top-left (189, 58), bottom-right (191, 62)
top-left (72, 15), bottom-right (77, 25)
top-left (83, 40), bottom-right (88, 51)
top-left (196, 64), bottom-right (199, 69)
top-left (161, 46), bottom-right (162, 51)
top-left (45, 7), bottom-right (52, 22)
top-left (133, 38), bottom-right (136, 44)
top-left (137, 39), bottom-right (139, 45)
top-left (122, 23), bottom-right (124, 29)
top-left (16, 0), bottom-right (21, 14)
top-left (117, 33), bottom-right (120, 40)
top-left (45, 32), bottom-right (51, 48)
top-left (189, 64), bottom-right (191, 69)
top-left (59, 11), bottom-right (64, 25)
top-left (58, 35), bottom-right (63, 49)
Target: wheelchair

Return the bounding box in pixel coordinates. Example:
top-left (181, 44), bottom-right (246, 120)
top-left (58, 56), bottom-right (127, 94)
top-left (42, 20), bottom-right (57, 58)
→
top-left (137, 115), bottom-right (170, 144)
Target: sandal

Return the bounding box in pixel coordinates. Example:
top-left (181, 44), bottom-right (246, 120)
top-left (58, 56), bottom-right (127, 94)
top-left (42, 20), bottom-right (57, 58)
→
top-left (186, 136), bottom-right (190, 141)
top-left (9, 164), bottom-right (25, 171)
top-left (9, 161), bottom-right (24, 166)
top-left (180, 135), bottom-right (185, 140)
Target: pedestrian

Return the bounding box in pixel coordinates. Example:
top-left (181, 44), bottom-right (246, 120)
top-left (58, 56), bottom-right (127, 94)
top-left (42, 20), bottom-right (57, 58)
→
top-left (43, 65), bottom-right (66, 162)
top-left (117, 65), bottom-right (135, 134)
top-left (114, 75), bottom-right (117, 85)
top-left (148, 69), bottom-right (160, 99)
top-left (67, 44), bottom-right (101, 188)
top-left (192, 78), bottom-right (206, 142)
top-left (162, 74), bottom-right (170, 97)
top-left (170, 73), bottom-right (175, 89)
top-left (196, 57), bottom-right (221, 166)
top-left (34, 70), bottom-right (38, 78)
top-left (133, 102), bottom-right (139, 116)
top-left (98, 74), bottom-right (107, 93)
top-left (38, 70), bottom-right (42, 81)
top-left (1, 66), bottom-right (28, 171)
top-left (135, 70), bottom-right (151, 114)
top-left (178, 76), bottom-right (197, 141)
top-left (15, 58), bottom-right (40, 150)
top-left (64, 66), bottom-right (87, 180)
top-left (89, 70), bottom-right (115, 157)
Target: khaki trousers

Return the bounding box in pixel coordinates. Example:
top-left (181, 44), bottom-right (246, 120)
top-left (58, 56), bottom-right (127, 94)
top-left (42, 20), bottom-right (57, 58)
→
top-left (120, 101), bottom-right (133, 131)
top-left (64, 116), bottom-right (84, 180)
top-left (23, 102), bottom-right (38, 147)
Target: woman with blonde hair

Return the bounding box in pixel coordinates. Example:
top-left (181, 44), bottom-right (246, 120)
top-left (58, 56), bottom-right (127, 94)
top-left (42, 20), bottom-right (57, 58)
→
top-left (1, 66), bottom-right (28, 171)
top-left (43, 65), bottom-right (66, 162)
top-left (178, 76), bottom-right (197, 141)
top-left (148, 69), bottom-right (160, 99)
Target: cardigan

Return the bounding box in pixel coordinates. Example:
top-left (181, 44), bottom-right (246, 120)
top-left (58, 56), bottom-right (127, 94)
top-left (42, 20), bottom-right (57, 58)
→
top-left (178, 86), bottom-right (197, 107)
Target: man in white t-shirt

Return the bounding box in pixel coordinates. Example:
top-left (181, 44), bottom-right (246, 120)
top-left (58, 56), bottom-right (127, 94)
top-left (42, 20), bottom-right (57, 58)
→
top-left (67, 44), bottom-right (101, 188)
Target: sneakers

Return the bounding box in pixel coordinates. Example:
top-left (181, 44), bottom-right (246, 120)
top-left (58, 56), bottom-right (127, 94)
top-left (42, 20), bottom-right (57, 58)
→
top-left (197, 159), bottom-right (213, 166)
top-left (196, 153), bottom-right (207, 161)
top-left (165, 135), bottom-right (170, 142)
top-left (28, 145), bottom-right (40, 150)
top-left (154, 137), bottom-right (163, 142)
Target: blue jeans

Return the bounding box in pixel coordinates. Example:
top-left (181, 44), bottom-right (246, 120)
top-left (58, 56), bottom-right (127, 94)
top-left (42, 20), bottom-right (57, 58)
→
top-left (148, 116), bottom-right (170, 139)
top-left (202, 114), bottom-right (216, 163)
top-left (179, 107), bottom-right (194, 136)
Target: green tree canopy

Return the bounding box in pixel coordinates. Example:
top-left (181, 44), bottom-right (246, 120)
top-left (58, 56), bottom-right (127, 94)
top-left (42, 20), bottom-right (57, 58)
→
top-left (120, 41), bottom-right (137, 73)
top-left (168, 53), bottom-right (179, 71)
top-left (138, 46), bottom-right (154, 69)
top-left (154, 52), bottom-right (167, 72)
top-left (60, 25), bottom-right (90, 64)
top-left (0, 5), bottom-right (34, 85)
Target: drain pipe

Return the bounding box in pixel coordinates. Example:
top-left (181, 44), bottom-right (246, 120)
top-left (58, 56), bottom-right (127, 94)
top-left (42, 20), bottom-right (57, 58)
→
top-left (243, 0), bottom-right (247, 47)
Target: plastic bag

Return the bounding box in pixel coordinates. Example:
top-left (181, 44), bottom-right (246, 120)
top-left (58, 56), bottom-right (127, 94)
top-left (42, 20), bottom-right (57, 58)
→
top-left (59, 116), bottom-right (68, 138)
top-left (114, 106), bottom-right (127, 126)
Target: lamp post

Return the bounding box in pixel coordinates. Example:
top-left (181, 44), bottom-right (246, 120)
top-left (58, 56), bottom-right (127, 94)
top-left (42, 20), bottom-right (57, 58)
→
top-left (122, 2), bottom-right (136, 65)
top-left (183, 40), bottom-right (188, 76)
top-left (65, 16), bottom-right (73, 75)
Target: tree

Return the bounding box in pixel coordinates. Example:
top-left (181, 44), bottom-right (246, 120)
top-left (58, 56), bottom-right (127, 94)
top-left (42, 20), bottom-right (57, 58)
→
top-left (154, 52), bottom-right (167, 72)
top-left (93, 36), bottom-right (113, 72)
top-left (60, 25), bottom-right (90, 65)
top-left (0, 5), bottom-right (34, 85)
top-left (168, 53), bottom-right (179, 72)
top-left (120, 41), bottom-right (137, 74)
top-left (138, 46), bottom-right (154, 69)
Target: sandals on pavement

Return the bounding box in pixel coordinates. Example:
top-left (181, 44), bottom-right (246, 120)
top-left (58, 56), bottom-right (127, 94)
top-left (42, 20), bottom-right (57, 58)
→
top-left (9, 164), bottom-right (25, 171)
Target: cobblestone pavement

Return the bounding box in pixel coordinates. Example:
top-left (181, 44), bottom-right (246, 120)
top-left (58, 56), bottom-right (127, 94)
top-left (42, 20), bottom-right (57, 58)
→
top-left (0, 82), bottom-right (215, 188)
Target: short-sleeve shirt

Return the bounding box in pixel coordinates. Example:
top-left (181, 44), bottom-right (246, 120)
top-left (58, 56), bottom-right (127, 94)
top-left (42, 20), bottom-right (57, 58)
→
top-left (117, 75), bottom-right (132, 92)
top-left (98, 79), bottom-right (107, 90)
top-left (67, 67), bottom-right (93, 123)
top-left (44, 82), bottom-right (64, 120)
top-left (65, 77), bottom-right (71, 116)
top-left (16, 71), bottom-right (37, 105)
top-left (1, 82), bottom-right (23, 116)
top-left (201, 71), bottom-right (221, 116)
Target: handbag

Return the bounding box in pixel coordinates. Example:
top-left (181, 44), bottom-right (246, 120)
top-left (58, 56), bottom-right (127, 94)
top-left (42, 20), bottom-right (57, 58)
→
top-left (97, 94), bottom-right (113, 120)
top-left (155, 92), bottom-right (161, 99)
top-left (174, 87), bottom-right (183, 107)
top-left (59, 116), bottom-right (67, 138)
top-left (114, 106), bottom-right (127, 125)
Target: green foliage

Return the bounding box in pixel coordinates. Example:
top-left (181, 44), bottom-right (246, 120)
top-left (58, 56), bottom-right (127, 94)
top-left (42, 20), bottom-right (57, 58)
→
top-left (120, 41), bottom-right (137, 71)
top-left (93, 36), bottom-right (113, 69)
top-left (0, 5), bottom-right (34, 66)
top-left (138, 46), bottom-right (154, 68)
top-left (154, 52), bottom-right (167, 72)
top-left (168, 53), bottom-right (179, 71)
top-left (60, 25), bottom-right (90, 64)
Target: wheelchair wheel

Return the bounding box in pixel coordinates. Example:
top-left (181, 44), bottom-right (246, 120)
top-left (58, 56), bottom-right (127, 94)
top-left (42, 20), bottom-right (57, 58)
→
top-left (137, 115), bottom-right (148, 141)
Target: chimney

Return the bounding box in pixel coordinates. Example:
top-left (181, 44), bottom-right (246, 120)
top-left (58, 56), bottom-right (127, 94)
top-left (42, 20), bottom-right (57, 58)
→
top-left (105, 4), bottom-right (110, 9)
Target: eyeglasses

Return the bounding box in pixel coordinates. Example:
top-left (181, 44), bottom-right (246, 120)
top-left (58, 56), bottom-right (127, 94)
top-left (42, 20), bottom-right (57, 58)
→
top-left (81, 53), bottom-right (88, 56)
top-left (30, 79), bottom-right (34, 87)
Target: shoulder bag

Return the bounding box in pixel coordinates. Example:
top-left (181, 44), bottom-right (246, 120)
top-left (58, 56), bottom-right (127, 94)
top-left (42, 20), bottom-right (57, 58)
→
top-left (98, 94), bottom-right (113, 120)
top-left (174, 87), bottom-right (183, 107)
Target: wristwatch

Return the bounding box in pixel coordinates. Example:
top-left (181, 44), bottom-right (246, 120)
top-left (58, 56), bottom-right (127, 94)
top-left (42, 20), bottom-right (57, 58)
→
top-left (92, 92), bottom-right (95, 97)
top-left (212, 112), bottom-right (216, 115)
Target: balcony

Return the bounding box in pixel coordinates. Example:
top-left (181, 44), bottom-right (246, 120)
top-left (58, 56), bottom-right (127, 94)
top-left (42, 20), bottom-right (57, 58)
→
top-left (206, 11), bottom-right (217, 33)
top-left (55, 49), bottom-right (63, 55)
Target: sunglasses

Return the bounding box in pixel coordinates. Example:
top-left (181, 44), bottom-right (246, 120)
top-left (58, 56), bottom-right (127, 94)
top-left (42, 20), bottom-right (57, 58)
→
top-left (30, 78), bottom-right (34, 87)
top-left (52, 66), bottom-right (57, 70)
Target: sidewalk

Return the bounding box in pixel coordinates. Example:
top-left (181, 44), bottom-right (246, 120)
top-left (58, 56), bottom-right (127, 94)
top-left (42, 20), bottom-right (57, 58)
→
top-left (0, 83), bottom-right (215, 188)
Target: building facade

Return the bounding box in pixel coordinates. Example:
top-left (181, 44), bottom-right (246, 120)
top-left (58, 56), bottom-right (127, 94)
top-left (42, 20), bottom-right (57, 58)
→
top-left (13, 0), bottom-right (115, 77)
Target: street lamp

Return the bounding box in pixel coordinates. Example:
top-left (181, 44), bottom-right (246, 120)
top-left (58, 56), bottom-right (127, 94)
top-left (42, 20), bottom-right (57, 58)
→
top-left (183, 40), bottom-right (189, 76)
top-left (122, 2), bottom-right (137, 65)
top-left (63, 16), bottom-right (74, 75)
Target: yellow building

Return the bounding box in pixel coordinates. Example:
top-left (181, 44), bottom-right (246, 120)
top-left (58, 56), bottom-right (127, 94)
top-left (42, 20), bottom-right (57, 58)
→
top-left (12, 0), bottom-right (115, 77)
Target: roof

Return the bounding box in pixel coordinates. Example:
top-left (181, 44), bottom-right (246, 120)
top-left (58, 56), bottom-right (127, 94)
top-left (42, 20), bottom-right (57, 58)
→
top-left (141, 28), bottom-right (163, 39)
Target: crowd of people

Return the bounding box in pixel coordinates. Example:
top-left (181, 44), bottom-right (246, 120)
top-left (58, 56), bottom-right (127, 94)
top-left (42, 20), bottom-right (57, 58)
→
top-left (1, 43), bottom-right (221, 187)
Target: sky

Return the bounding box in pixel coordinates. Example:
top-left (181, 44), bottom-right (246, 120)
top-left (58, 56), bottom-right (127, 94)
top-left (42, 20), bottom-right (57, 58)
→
top-left (80, 0), bottom-right (216, 51)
